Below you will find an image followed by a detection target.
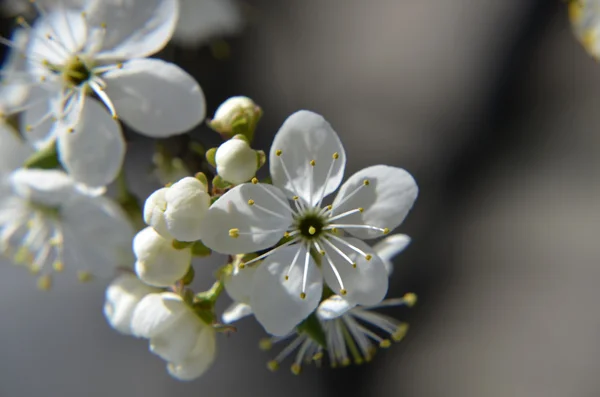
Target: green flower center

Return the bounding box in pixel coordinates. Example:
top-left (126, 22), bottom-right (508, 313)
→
top-left (296, 213), bottom-right (326, 240)
top-left (62, 56), bottom-right (93, 87)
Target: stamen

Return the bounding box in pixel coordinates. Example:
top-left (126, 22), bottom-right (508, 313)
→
top-left (326, 207), bottom-right (363, 223)
top-left (292, 338), bottom-right (313, 375)
top-left (320, 245), bottom-right (346, 294)
top-left (271, 334), bottom-right (306, 368)
top-left (308, 160), bottom-right (315, 207)
top-left (254, 182), bottom-right (297, 216)
top-left (275, 151), bottom-right (306, 210)
top-left (327, 234), bottom-right (371, 259)
top-left (325, 224), bottom-right (388, 234)
top-left (284, 245), bottom-right (303, 281)
top-left (240, 238), bottom-right (300, 268)
top-left (321, 238), bottom-right (357, 268)
top-left (247, 199), bottom-right (292, 221)
top-left (301, 244), bottom-right (310, 299)
top-left (315, 152), bottom-right (339, 209)
top-left (228, 228), bottom-right (239, 238)
top-left (25, 110), bottom-right (55, 132)
top-left (342, 316), bottom-right (374, 361)
top-left (89, 78), bottom-right (118, 119)
top-left (329, 181), bottom-right (369, 216)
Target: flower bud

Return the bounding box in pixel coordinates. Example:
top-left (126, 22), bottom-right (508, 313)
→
top-left (143, 177), bottom-right (210, 242)
top-left (133, 227), bottom-right (191, 287)
top-left (208, 96), bottom-right (262, 140)
top-left (215, 138), bottom-right (258, 184)
top-left (104, 273), bottom-right (160, 335)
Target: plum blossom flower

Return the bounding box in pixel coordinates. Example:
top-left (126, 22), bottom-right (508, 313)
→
top-left (20, 0), bottom-right (206, 187)
top-left (173, 0), bottom-right (243, 47)
top-left (0, 129), bottom-right (134, 285)
top-left (202, 110), bottom-right (418, 336)
top-left (104, 273), bottom-right (160, 335)
top-left (262, 292), bottom-right (417, 373)
top-left (569, 0), bottom-right (600, 59)
top-left (131, 292), bottom-right (217, 381)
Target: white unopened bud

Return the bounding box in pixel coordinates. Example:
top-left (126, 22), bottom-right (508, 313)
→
top-left (143, 177), bottom-right (210, 242)
top-left (133, 227), bottom-right (191, 287)
top-left (209, 96), bottom-right (261, 138)
top-left (104, 273), bottom-right (160, 335)
top-left (215, 138), bottom-right (258, 184)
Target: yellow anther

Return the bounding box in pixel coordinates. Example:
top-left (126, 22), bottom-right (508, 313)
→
top-left (228, 228), bottom-right (240, 238)
top-left (327, 205), bottom-right (333, 211)
top-left (259, 338), bottom-right (272, 351)
top-left (331, 227), bottom-right (339, 234)
top-left (247, 199), bottom-right (255, 206)
top-left (283, 231), bottom-right (290, 238)
top-left (308, 226), bottom-right (316, 235)
top-left (251, 177), bottom-right (258, 184)
top-left (100, 22), bottom-right (107, 29)
top-left (392, 323), bottom-right (409, 342)
top-left (379, 339), bottom-right (392, 348)
top-left (312, 352), bottom-right (324, 361)
top-left (267, 360), bottom-right (279, 372)
top-left (239, 262), bottom-right (246, 269)
top-left (358, 207), bottom-right (364, 213)
top-left (67, 128), bottom-right (74, 133)
top-left (275, 149), bottom-right (282, 156)
top-left (293, 195), bottom-right (299, 200)
top-left (332, 152), bottom-right (339, 160)
top-left (80, 11), bottom-right (87, 18)
top-left (29, 266), bottom-right (41, 275)
top-left (284, 275), bottom-right (289, 281)
top-left (363, 179), bottom-right (370, 186)
top-left (52, 261), bottom-right (64, 272)
top-left (355, 357), bottom-right (364, 365)
top-left (291, 363), bottom-right (302, 375)
top-left (352, 263), bottom-right (357, 268)
top-left (383, 228), bottom-right (390, 234)
top-left (45, 34), bottom-right (52, 40)
top-left (300, 292), bottom-right (306, 299)
top-left (40, 76), bottom-right (47, 82)
top-left (37, 275), bottom-right (52, 291)
top-left (341, 358), bottom-right (351, 367)
top-left (403, 292), bottom-right (418, 307)
top-left (116, 63), bottom-right (123, 69)
top-left (309, 160), bottom-right (316, 166)
top-left (16, 16), bottom-right (25, 25)
top-left (319, 250), bottom-right (325, 256)
top-left (78, 271), bottom-right (93, 283)
top-left (112, 114), bottom-right (118, 120)
top-left (340, 289), bottom-right (347, 296)
top-left (25, 125), bottom-right (33, 132)
top-left (365, 254), bottom-right (372, 261)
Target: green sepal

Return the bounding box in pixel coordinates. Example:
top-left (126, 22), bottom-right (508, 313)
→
top-left (205, 147), bottom-right (217, 167)
top-left (191, 240), bottom-right (211, 257)
top-left (172, 240), bottom-right (193, 250)
top-left (212, 175), bottom-right (232, 190)
top-left (256, 150), bottom-right (266, 170)
top-left (194, 172), bottom-right (208, 189)
top-left (210, 195), bottom-right (222, 204)
top-left (181, 266), bottom-right (195, 285)
top-left (24, 140), bottom-right (60, 170)
top-left (297, 312), bottom-right (327, 348)
top-left (189, 142), bottom-right (206, 157)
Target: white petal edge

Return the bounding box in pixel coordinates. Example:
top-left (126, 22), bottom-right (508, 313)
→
top-left (222, 302), bottom-right (253, 324)
top-left (373, 234), bottom-right (411, 276)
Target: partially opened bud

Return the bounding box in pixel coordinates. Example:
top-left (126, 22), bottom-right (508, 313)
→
top-left (104, 273), bottom-right (160, 335)
top-left (144, 177), bottom-right (210, 242)
top-left (208, 96), bottom-right (262, 140)
top-left (133, 227), bottom-right (191, 287)
top-left (215, 138), bottom-right (259, 185)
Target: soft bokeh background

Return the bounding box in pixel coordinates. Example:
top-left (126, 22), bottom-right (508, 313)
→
top-left (2, 0), bottom-right (600, 396)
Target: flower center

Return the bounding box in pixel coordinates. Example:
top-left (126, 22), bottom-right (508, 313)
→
top-left (296, 213), bottom-right (325, 240)
top-left (62, 56), bottom-right (93, 87)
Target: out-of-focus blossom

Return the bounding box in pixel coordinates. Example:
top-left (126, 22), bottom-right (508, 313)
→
top-left (173, 0), bottom-right (243, 47)
top-left (569, 0), bottom-right (600, 59)
top-left (131, 292), bottom-right (217, 380)
top-left (208, 96), bottom-right (262, 139)
top-left (201, 110), bottom-right (418, 336)
top-left (20, 0), bottom-right (205, 187)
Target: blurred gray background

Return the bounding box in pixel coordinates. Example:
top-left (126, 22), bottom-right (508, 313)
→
top-left (2, 0), bottom-right (600, 396)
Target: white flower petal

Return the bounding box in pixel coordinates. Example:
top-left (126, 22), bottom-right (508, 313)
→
top-left (166, 327), bottom-right (216, 381)
top-left (250, 245), bottom-right (323, 336)
top-left (149, 311), bottom-right (201, 363)
top-left (103, 58), bottom-right (205, 137)
top-left (104, 273), bottom-right (159, 335)
top-left (143, 187), bottom-right (170, 238)
top-left (332, 165), bottom-right (418, 239)
top-left (373, 234), bottom-right (411, 276)
top-left (201, 183), bottom-right (293, 255)
top-left (130, 292), bottom-right (187, 338)
top-left (223, 263), bottom-right (257, 304)
top-left (61, 195), bottom-right (134, 277)
top-left (133, 227), bottom-right (191, 287)
top-left (270, 110), bottom-right (346, 205)
top-left (321, 237), bottom-right (388, 306)
top-left (26, 9), bottom-right (86, 71)
top-left (0, 124), bottom-right (33, 173)
top-left (215, 139), bottom-right (258, 185)
top-left (57, 98), bottom-right (125, 188)
top-left (20, 87), bottom-right (58, 149)
top-left (222, 302), bottom-right (253, 324)
top-left (1, 29), bottom-right (30, 110)
top-left (86, 0), bottom-right (178, 59)
top-left (173, 0), bottom-right (242, 46)
top-left (316, 295), bottom-right (354, 321)
top-left (10, 168), bottom-right (75, 206)
top-left (164, 177), bottom-right (210, 241)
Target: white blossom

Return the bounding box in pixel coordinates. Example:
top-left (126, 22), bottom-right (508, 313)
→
top-left (104, 273), bottom-right (160, 335)
top-left (0, 128), bottom-right (134, 283)
top-left (209, 96), bottom-right (261, 137)
top-left (263, 292), bottom-right (416, 373)
top-left (133, 226), bottom-right (191, 287)
top-left (18, 0), bottom-right (205, 187)
top-left (221, 257), bottom-right (257, 324)
top-left (131, 292), bottom-right (217, 381)
top-left (173, 0), bottom-right (243, 47)
top-left (144, 177), bottom-right (210, 242)
top-left (215, 138), bottom-right (259, 185)
top-left (202, 110), bottom-right (418, 336)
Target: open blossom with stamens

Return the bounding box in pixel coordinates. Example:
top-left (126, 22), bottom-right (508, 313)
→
top-left (263, 292), bottom-right (417, 374)
top-left (201, 110), bottom-right (418, 336)
top-left (0, 128), bottom-right (134, 285)
top-left (18, 0), bottom-right (205, 187)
